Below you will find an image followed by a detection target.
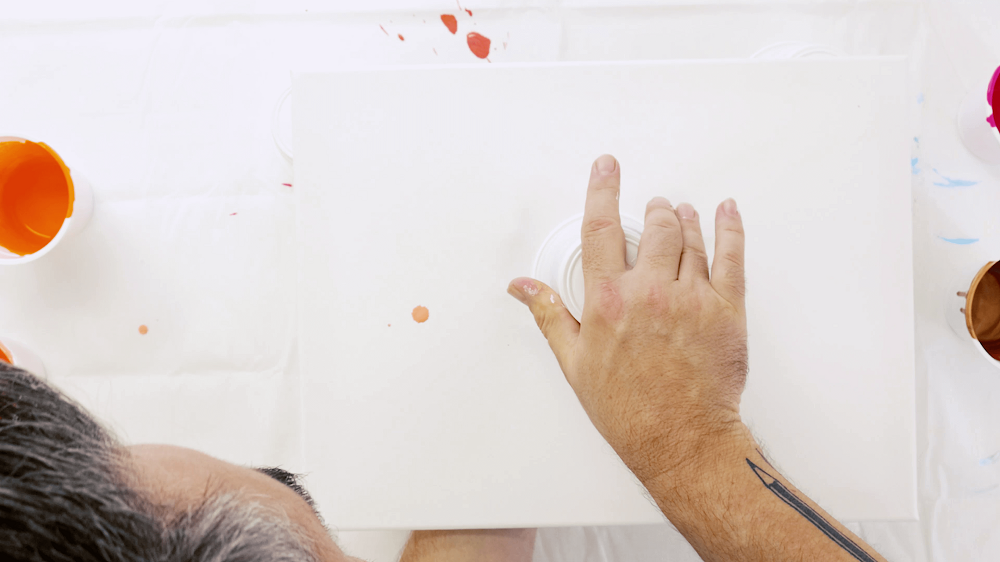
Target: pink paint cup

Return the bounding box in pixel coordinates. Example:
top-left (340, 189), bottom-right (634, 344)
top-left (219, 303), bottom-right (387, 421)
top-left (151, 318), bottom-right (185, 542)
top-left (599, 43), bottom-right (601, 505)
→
top-left (957, 65), bottom-right (1000, 164)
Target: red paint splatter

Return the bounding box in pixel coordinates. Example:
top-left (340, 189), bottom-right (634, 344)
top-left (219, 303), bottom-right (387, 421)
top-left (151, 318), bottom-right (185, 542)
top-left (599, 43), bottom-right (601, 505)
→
top-left (467, 32), bottom-right (490, 59)
top-left (465, 8), bottom-right (473, 16)
top-left (398, 33), bottom-right (405, 41)
top-left (440, 14), bottom-right (457, 34)
top-left (379, 24), bottom-right (388, 35)
top-left (282, 183), bottom-right (292, 187)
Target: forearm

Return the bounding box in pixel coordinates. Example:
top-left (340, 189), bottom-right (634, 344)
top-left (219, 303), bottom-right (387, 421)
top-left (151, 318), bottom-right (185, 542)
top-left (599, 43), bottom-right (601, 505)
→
top-left (399, 529), bottom-right (536, 562)
top-left (641, 425), bottom-right (888, 562)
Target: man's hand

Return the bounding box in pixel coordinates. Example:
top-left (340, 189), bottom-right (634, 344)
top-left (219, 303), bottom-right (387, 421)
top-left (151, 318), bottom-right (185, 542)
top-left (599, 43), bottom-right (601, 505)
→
top-left (507, 153), bottom-right (748, 483)
top-left (507, 155), bottom-right (889, 562)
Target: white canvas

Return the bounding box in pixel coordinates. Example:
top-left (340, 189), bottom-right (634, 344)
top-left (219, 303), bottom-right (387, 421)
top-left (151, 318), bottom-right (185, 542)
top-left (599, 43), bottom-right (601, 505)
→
top-left (293, 59), bottom-right (916, 528)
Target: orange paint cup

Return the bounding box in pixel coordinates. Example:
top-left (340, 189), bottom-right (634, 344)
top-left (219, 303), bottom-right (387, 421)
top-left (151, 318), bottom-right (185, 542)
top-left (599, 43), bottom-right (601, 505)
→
top-left (0, 136), bottom-right (93, 264)
top-left (0, 338), bottom-right (47, 378)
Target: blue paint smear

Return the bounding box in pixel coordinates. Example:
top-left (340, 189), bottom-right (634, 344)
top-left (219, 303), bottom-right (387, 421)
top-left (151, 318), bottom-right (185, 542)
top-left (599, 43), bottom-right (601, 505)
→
top-left (917, 93), bottom-right (924, 103)
top-left (981, 452), bottom-right (1000, 466)
top-left (932, 169), bottom-right (979, 187)
top-left (913, 136), bottom-right (919, 144)
top-left (940, 237), bottom-right (980, 245)
top-left (911, 157), bottom-right (920, 175)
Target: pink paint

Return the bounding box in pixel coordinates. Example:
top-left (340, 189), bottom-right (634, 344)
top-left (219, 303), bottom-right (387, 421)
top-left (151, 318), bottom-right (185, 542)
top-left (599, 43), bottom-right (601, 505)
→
top-left (230, 212), bottom-right (237, 216)
top-left (379, 24), bottom-right (388, 35)
top-left (466, 31), bottom-right (490, 59)
top-left (988, 65), bottom-right (999, 128)
top-left (440, 14), bottom-right (457, 34)
top-left (282, 183), bottom-right (292, 187)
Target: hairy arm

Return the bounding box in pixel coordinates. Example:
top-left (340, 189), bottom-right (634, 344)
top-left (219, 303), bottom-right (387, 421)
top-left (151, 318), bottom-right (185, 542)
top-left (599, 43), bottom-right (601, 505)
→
top-left (643, 426), bottom-right (886, 562)
top-left (508, 154), bottom-right (888, 562)
top-left (398, 529), bottom-right (536, 562)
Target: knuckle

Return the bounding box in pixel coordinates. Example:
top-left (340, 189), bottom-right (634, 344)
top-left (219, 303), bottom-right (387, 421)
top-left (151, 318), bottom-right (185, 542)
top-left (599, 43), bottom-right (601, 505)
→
top-left (591, 281), bottom-right (625, 324)
top-left (720, 223), bottom-right (745, 236)
top-left (644, 206), bottom-right (679, 227)
top-left (683, 246), bottom-right (708, 263)
top-left (582, 217), bottom-right (620, 240)
top-left (717, 250), bottom-right (743, 270)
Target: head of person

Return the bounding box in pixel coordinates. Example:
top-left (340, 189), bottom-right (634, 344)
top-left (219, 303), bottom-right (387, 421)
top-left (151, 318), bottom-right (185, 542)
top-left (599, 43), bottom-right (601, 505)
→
top-left (0, 362), bottom-right (361, 562)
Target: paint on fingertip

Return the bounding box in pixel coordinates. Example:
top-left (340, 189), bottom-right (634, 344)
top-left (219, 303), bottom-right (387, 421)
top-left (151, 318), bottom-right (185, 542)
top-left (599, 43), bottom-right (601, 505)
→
top-left (523, 282), bottom-right (539, 297)
top-left (550, 294), bottom-right (556, 304)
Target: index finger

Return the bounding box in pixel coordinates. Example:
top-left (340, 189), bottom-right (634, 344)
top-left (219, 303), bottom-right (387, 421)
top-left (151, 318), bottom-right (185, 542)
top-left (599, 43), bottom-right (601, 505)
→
top-left (581, 154), bottom-right (626, 288)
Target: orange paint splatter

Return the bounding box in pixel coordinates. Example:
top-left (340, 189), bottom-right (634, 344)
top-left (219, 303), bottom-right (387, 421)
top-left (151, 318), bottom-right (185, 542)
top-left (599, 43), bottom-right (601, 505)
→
top-left (440, 14), bottom-right (457, 34)
top-left (0, 140), bottom-right (74, 256)
top-left (412, 306), bottom-right (430, 323)
top-left (138, 325), bottom-right (148, 335)
top-left (398, 33), bottom-right (405, 41)
top-left (465, 8), bottom-right (473, 16)
top-left (0, 345), bottom-right (10, 364)
top-left (466, 32), bottom-right (490, 59)
top-left (379, 24), bottom-right (388, 35)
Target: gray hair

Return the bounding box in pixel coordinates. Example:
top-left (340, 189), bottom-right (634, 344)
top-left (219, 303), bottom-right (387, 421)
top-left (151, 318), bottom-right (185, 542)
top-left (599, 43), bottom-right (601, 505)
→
top-left (0, 363), bottom-right (318, 562)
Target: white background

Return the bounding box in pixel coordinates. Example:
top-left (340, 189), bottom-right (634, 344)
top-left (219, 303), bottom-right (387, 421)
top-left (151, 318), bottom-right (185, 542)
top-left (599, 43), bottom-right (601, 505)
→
top-left (0, 0), bottom-right (997, 561)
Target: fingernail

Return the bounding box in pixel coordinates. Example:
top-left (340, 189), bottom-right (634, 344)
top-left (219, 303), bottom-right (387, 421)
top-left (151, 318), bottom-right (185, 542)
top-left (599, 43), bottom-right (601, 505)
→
top-left (723, 198), bottom-right (738, 216)
top-left (508, 278), bottom-right (540, 304)
top-left (650, 196), bottom-right (671, 208)
top-left (677, 202), bottom-right (696, 220)
top-left (595, 154), bottom-right (617, 175)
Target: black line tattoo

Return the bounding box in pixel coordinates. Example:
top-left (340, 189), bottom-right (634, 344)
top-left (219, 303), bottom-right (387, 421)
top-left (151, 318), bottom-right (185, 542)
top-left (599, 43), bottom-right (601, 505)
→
top-left (746, 459), bottom-right (877, 562)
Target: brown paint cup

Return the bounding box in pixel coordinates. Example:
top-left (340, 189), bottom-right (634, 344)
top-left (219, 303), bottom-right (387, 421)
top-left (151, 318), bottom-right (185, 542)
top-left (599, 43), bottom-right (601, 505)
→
top-left (962, 261), bottom-right (1000, 361)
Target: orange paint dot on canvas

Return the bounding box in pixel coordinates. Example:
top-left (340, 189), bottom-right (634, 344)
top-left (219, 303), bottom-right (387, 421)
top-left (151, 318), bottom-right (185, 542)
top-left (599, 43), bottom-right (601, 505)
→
top-left (412, 306), bottom-right (429, 323)
top-left (138, 325), bottom-right (148, 335)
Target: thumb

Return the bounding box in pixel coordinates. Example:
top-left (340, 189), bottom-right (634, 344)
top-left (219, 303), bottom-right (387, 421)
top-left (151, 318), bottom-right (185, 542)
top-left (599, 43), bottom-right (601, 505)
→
top-left (507, 277), bottom-right (580, 369)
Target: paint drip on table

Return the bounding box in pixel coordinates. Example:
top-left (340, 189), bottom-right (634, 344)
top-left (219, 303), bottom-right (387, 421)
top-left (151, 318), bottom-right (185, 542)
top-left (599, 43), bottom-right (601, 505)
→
top-left (382, 4), bottom-right (496, 61)
top-left (412, 306), bottom-right (430, 323)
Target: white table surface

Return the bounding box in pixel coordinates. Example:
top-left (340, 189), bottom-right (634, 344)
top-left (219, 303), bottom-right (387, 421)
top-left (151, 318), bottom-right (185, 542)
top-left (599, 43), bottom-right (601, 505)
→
top-left (0, 1), bottom-right (997, 561)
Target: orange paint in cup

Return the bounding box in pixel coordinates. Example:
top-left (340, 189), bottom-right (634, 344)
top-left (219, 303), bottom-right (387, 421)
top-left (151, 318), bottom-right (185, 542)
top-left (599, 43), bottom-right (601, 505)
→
top-left (0, 140), bottom-right (75, 256)
top-left (0, 344), bottom-right (11, 364)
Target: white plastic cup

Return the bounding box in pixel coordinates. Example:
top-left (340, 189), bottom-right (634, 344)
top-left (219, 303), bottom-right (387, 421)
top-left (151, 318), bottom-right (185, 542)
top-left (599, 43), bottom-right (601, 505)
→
top-left (0, 338), bottom-right (47, 378)
top-left (0, 135), bottom-right (94, 264)
top-left (956, 66), bottom-right (1000, 164)
top-left (533, 213), bottom-right (644, 323)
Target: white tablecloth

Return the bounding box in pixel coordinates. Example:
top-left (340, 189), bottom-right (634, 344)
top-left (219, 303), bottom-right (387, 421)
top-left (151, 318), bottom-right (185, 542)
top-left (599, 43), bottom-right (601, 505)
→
top-left (0, 1), bottom-right (997, 560)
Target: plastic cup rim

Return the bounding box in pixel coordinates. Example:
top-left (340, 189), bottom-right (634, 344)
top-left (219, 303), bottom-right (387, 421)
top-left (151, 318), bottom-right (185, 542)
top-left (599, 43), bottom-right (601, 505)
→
top-left (0, 134), bottom-right (81, 265)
